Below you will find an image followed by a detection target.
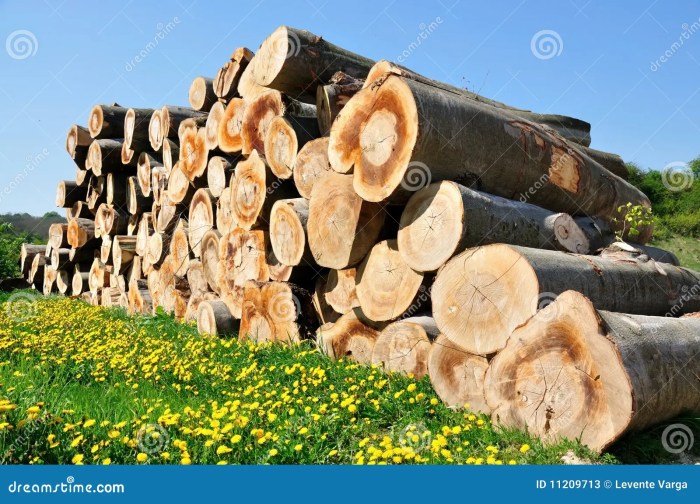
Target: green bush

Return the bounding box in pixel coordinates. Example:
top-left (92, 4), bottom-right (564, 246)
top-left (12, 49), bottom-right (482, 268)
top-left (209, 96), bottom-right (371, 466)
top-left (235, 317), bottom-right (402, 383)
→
top-left (0, 222), bottom-right (30, 279)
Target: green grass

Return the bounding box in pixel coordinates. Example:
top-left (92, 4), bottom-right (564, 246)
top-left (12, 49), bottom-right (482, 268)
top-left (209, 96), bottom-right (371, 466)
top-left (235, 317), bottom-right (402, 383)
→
top-left (651, 235), bottom-right (700, 271)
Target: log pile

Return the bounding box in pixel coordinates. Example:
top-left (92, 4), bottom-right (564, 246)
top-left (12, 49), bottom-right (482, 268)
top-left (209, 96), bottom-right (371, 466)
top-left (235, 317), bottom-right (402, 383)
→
top-left (20, 25), bottom-right (700, 452)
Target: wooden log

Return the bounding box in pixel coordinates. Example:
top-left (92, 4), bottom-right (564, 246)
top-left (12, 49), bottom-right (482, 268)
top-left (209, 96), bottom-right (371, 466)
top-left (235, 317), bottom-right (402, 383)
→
top-left (66, 218), bottom-right (96, 248)
top-left (364, 60), bottom-right (593, 147)
top-left (88, 104), bottom-right (128, 139)
top-left (331, 74), bottom-right (652, 241)
top-left (135, 213), bottom-right (153, 256)
top-left (112, 235), bottom-right (136, 274)
top-left (201, 229), bottom-right (221, 294)
top-left (356, 239), bottom-right (428, 322)
top-left (162, 139), bottom-right (179, 175)
top-left (136, 153), bottom-right (158, 197)
top-left (146, 269), bottom-right (161, 308)
top-left (88, 258), bottom-right (110, 293)
top-left (215, 186), bottom-right (236, 234)
top-left (577, 145), bottom-right (628, 180)
top-left (240, 281), bottom-right (316, 343)
top-left (146, 232), bottom-right (169, 268)
top-left (56, 180), bottom-right (88, 208)
top-left (428, 334), bottom-right (490, 412)
top-left (217, 228), bottom-right (269, 318)
top-left (48, 223), bottom-right (69, 250)
top-left (95, 203), bottom-right (128, 237)
top-left (269, 198), bottom-right (310, 266)
top-left (150, 105), bottom-right (207, 151)
top-left (186, 258), bottom-right (208, 295)
top-left (106, 173), bottom-right (128, 205)
top-left (188, 188), bottom-right (216, 257)
top-left (197, 299), bottom-right (238, 336)
top-left (485, 290), bottom-right (700, 452)
top-left (124, 107), bottom-right (155, 147)
top-left (68, 244), bottom-right (97, 265)
top-left (317, 310), bottom-right (381, 364)
top-left (67, 201), bottom-right (93, 220)
top-left (71, 264), bottom-right (90, 296)
top-left (101, 286), bottom-right (121, 307)
top-left (167, 162), bottom-right (200, 204)
top-left (293, 137), bottom-right (331, 199)
top-left (170, 219), bottom-right (190, 277)
top-left (186, 290), bottom-right (217, 323)
top-left (204, 101), bottom-right (225, 151)
top-left (126, 176), bottom-right (150, 215)
top-left (218, 98), bottom-right (246, 154)
top-left (188, 76), bottom-right (217, 112)
top-left (43, 267), bottom-right (58, 295)
top-left (179, 125), bottom-right (209, 180)
top-left (75, 168), bottom-right (89, 187)
top-left (151, 166), bottom-right (168, 207)
top-left (316, 72), bottom-right (364, 136)
top-left (599, 241), bottom-right (681, 266)
top-left (126, 255), bottom-right (142, 285)
top-left (307, 172), bottom-right (385, 268)
top-left (432, 243), bottom-right (700, 356)
top-left (29, 253), bottom-right (46, 285)
top-left (372, 316), bottom-right (436, 379)
top-left (87, 139), bottom-right (133, 176)
top-left (66, 124), bottom-right (91, 165)
top-left (214, 47), bottom-right (254, 100)
top-left (241, 91), bottom-right (285, 157)
top-left (323, 267), bottom-right (359, 314)
top-left (100, 235), bottom-right (113, 265)
top-left (311, 275), bottom-right (341, 325)
top-left (50, 247), bottom-right (71, 270)
top-left (252, 26), bottom-right (374, 102)
top-left (86, 175), bottom-right (106, 211)
top-left (20, 244), bottom-right (45, 276)
top-left (264, 115), bottom-right (320, 179)
top-left (207, 156), bottom-right (237, 198)
top-left (398, 181), bottom-right (590, 272)
top-left (147, 109), bottom-right (163, 151)
top-left (128, 279), bottom-right (152, 315)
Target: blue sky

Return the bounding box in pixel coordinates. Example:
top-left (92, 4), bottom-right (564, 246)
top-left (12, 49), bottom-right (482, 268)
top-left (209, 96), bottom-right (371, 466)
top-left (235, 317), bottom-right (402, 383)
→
top-left (0, 0), bottom-right (699, 215)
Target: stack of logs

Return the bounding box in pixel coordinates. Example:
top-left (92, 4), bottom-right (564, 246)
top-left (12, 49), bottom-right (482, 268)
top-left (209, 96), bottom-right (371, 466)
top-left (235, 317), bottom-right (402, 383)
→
top-left (19, 26), bottom-right (700, 453)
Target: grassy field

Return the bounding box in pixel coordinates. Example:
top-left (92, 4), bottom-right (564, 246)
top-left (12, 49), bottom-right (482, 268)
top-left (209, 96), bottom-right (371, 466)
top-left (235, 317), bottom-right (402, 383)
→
top-left (0, 293), bottom-right (695, 465)
top-left (652, 235), bottom-right (700, 270)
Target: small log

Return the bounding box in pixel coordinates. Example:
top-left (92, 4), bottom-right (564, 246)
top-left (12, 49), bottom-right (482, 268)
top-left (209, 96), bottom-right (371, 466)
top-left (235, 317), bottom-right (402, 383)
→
top-left (167, 162), bottom-right (200, 204)
top-left (201, 229), bottom-right (221, 294)
top-left (217, 228), bottom-right (269, 318)
top-left (188, 76), bottom-right (217, 112)
top-left (48, 223), bottom-right (69, 250)
top-left (88, 104), bottom-right (128, 139)
top-left (269, 198), bottom-right (310, 266)
top-left (264, 115), bottom-right (320, 179)
top-left (186, 258), bottom-right (208, 295)
top-left (88, 258), bottom-right (110, 293)
top-left (135, 213), bottom-right (153, 256)
top-left (428, 334), bottom-right (490, 412)
top-left (136, 153), bottom-right (159, 197)
top-left (43, 267), bottom-right (58, 295)
top-left (67, 218), bottom-right (96, 248)
top-left (126, 256), bottom-right (142, 285)
top-left (124, 107), bottom-right (155, 147)
top-left (66, 124), bottom-right (91, 165)
top-left (146, 232), bottom-right (170, 268)
top-left (218, 98), bottom-right (246, 153)
top-left (56, 180), bottom-right (88, 208)
top-left (179, 125), bottom-right (209, 180)
top-left (215, 186), bottom-right (236, 234)
top-left (486, 290), bottom-right (700, 452)
top-left (151, 166), bottom-right (168, 207)
top-left (398, 181), bottom-right (590, 272)
top-left (67, 201), bottom-right (93, 220)
top-left (312, 275), bottom-right (341, 325)
top-left (71, 264), bottom-right (90, 295)
top-left (252, 26), bottom-right (374, 102)
top-left (432, 244), bottom-right (700, 356)
top-left (128, 279), bottom-right (152, 315)
top-left (316, 72), bottom-right (364, 135)
top-left (100, 235), bottom-right (113, 265)
top-left (95, 203), bottom-right (129, 237)
top-left (197, 299), bottom-right (239, 336)
top-left (214, 47), bottom-right (254, 100)
top-left (188, 188), bottom-right (216, 257)
top-left (307, 172), bottom-right (385, 269)
top-left (293, 137), bottom-right (332, 198)
top-left (50, 247), bottom-right (71, 270)
top-left (75, 168), bottom-right (89, 187)
top-left (170, 219), bottom-right (191, 277)
top-left (20, 244), bottom-right (45, 276)
top-left (240, 281), bottom-right (316, 343)
top-left (87, 139), bottom-right (133, 176)
top-left (150, 105), bottom-right (207, 151)
top-left (317, 310), bottom-right (381, 364)
top-left (204, 101), bottom-right (225, 150)
top-left (113, 235), bottom-right (136, 274)
top-left (207, 156), bottom-right (237, 198)
top-left (372, 316), bottom-right (437, 380)
top-left (106, 173), bottom-right (128, 205)
top-left (323, 267), bottom-right (359, 314)
top-left (127, 176), bottom-right (150, 215)
top-left (29, 253), bottom-right (46, 285)
top-left (162, 139), bottom-right (179, 174)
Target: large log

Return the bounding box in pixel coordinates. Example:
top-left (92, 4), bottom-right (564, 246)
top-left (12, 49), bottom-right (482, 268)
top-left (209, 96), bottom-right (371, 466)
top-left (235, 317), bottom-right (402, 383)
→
top-left (432, 244), bottom-right (700, 356)
top-left (485, 290), bottom-right (700, 452)
top-left (217, 228), bottom-right (269, 318)
top-left (293, 137), bottom-right (332, 199)
top-left (88, 104), bottom-right (128, 139)
top-left (428, 334), bottom-right (490, 412)
top-left (371, 316), bottom-right (436, 379)
top-left (240, 281), bottom-right (316, 343)
top-left (252, 26), bottom-right (374, 102)
top-left (197, 299), bottom-right (238, 336)
top-left (398, 181), bottom-right (589, 272)
top-left (317, 310), bottom-right (382, 364)
top-left (307, 172), bottom-right (385, 269)
top-left (330, 73), bottom-right (652, 241)
top-left (269, 198), bottom-right (310, 267)
top-left (264, 115), bottom-right (320, 179)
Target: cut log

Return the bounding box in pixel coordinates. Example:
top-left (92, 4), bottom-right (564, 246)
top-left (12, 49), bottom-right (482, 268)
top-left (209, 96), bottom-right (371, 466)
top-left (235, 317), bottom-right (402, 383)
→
top-left (100, 235), bottom-right (113, 265)
top-left (147, 109), bottom-right (163, 151)
top-left (197, 299), bottom-right (238, 336)
top-left (66, 124), bottom-right (91, 165)
top-left (48, 223), bottom-right (69, 250)
top-left (20, 244), bottom-right (45, 276)
top-left (207, 156), bottom-right (237, 198)
top-left (128, 279), bottom-right (152, 315)
top-left (66, 218), bottom-right (95, 248)
top-left (316, 72), bottom-right (364, 135)
top-left (188, 76), bottom-right (217, 112)
top-left (241, 91), bottom-right (285, 156)
top-left (88, 139), bottom-right (132, 176)
top-left (71, 265), bottom-right (90, 296)
top-left (317, 310), bottom-right (381, 364)
top-left (264, 115), bottom-right (320, 179)
top-left (398, 181), bottom-right (590, 272)
top-left (43, 267), bottom-right (58, 296)
top-left (113, 235), bottom-right (136, 274)
top-left (170, 219), bottom-right (190, 277)
top-left (432, 243), bottom-right (700, 356)
top-left (252, 26), bottom-right (374, 102)
top-left (88, 258), bottom-right (110, 293)
top-left (217, 228), bottom-right (269, 318)
top-left (215, 185), bottom-right (236, 234)
top-left (218, 98), bottom-right (246, 153)
top-left (240, 281), bottom-right (316, 343)
top-left (179, 125), bottom-right (209, 180)
top-left (75, 168), bottom-right (89, 188)
top-left (146, 232), bottom-right (170, 268)
top-left (95, 203), bottom-right (128, 237)
top-left (204, 101), bottom-right (225, 151)
top-left (106, 173), bottom-right (128, 205)
top-left (485, 290), bottom-right (700, 452)
top-left (312, 274), bottom-right (341, 325)
top-left (186, 290), bottom-right (217, 323)
top-left (185, 258), bottom-right (208, 295)
top-left (67, 201), bottom-right (93, 220)
top-left (167, 162), bottom-right (199, 204)
top-left (29, 253), bottom-right (46, 285)
top-left (127, 176), bottom-right (150, 215)
top-left (188, 188), bottom-right (216, 257)
top-left (88, 104), bottom-right (128, 139)
top-left (124, 107), bottom-right (155, 147)
top-left (201, 229), bottom-right (221, 294)
top-left (372, 316), bottom-right (436, 379)
top-left (86, 175), bottom-right (105, 210)
top-left (50, 247), bottom-right (71, 270)
top-left (428, 334), bottom-right (490, 412)
top-left (214, 47), bottom-right (254, 99)
top-left (323, 267), bottom-right (359, 314)
top-left (126, 256), bottom-right (142, 285)
top-left (356, 239), bottom-right (428, 322)
top-left (307, 172), bottom-right (385, 269)
top-left (68, 245), bottom-right (96, 264)
top-left (135, 213), bottom-right (153, 256)
top-left (56, 180), bottom-right (88, 208)
top-left (150, 105), bottom-right (208, 151)
top-left (293, 137), bottom-right (331, 198)
top-left (364, 60), bottom-right (593, 147)
top-left (137, 153), bottom-right (160, 197)
top-left (332, 74), bottom-right (652, 241)
top-left (269, 198), bottom-right (310, 266)
top-left (162, 139), bottom-right (179, 175)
